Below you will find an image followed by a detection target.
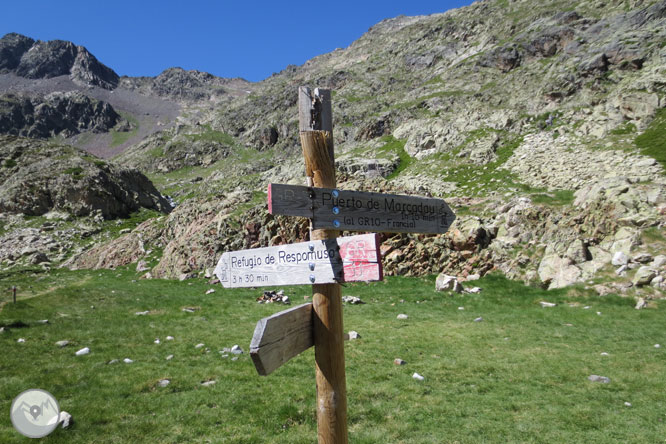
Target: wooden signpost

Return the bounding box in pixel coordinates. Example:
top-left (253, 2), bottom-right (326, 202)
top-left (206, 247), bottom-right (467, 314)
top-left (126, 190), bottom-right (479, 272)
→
top-left (268, 183), bottom-right (456, 234)
top-left (216, 86), bottom-right (455, 444)
top-left (214, 233), bottom-right (382, 288)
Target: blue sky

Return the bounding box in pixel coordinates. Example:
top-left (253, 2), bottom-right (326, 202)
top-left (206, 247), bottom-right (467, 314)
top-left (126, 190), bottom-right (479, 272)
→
top-left (1, 0), bottom-right (474, 82)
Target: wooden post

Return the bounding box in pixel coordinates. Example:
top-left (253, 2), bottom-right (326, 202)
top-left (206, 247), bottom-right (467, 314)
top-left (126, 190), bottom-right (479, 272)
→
top-left (299, 86), bottom-right (348, 444)
top-left (12, 286), bottom-right (16, 304)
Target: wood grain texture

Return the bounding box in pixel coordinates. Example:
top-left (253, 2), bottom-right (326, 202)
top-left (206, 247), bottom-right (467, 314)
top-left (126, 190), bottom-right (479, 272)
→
top-left (299, 86), bottom-right (348, 444)
top-left (268, 183), bottom-right (456, 234)
top-left (214, 234), bottom-right (383, 288)
top-left (250, 303), bottom-right (313, 376)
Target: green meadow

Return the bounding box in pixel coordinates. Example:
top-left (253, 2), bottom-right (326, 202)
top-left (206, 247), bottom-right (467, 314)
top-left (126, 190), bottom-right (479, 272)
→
top-left (0, 269), bottom-right (664, 443)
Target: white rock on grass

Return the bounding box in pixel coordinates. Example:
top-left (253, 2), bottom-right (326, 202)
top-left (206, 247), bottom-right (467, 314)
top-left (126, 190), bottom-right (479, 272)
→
top-left (474, 317), bottom-right (483, 322)
top-left (655, 344), bottom-right (661, 349)
top-left (397, 314), bottom-right (408, 320)
top-left (540, 301), bottom-right (557, 308)
top-left (458, 306), bottom-right (465, 310)
top-left (600, 352), bottom-right (609, 356)
top-left (123, 358), bottom-right (133, 364)
top-left (201, 380), bottom-right (216, 387)
top-left (205, 289), bottom-right (215, 295)
top-left (17, 338), bottom-right (26, 343)
top-left (342, 296), bottom-right (365, 304)
top-left (166, 336), bottom-right (174, 341)
top-left (635, 298), bottom-right (648, 310)
top-left (348, 331), bottom-right (361, 340)
top-left (166, 354), bottom-right (174, 361)
top-left (58, 411), bottom-right (72, 429)
top-left (37, 319), bottom-right (49, 324)
top-left (412, 372), bottom-right (425, 381)
top-left (230, 345), bottom-right (243, 355)
top-left (394, 358), bottom-right (406, 365)
top-left (624, 402), bottom-right (632, 407)
top-left (195, 343), bottom-right (205, 349)
top-left (154, 338), bottom-right (161, 344)
top-left (75, 347), bottom-right (90, 356)
top-left (135, 311), bottom-right (150, 316)
top-left (588, 375), bottom-right (611, 383)
top-left (465, 287), bottom-right (482, 294)
top-left (435, 274), bottom-right (463, 293)
top-left (55, 340), bottom-right (69, 347)
top-left (157, 379), bottom-right (170, 388)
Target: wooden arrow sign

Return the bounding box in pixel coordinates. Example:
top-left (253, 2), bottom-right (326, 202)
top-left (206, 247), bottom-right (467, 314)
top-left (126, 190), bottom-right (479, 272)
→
top-left (250, 303), bottom-right (313, 376)
top-left (214, 233), bottom-right (382, 288)
top-left (268, 183), bottom-right (456, 234)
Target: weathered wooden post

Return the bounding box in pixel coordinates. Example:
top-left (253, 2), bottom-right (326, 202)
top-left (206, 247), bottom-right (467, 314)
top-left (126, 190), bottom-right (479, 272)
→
top-left (299, 86), bottom-right (348, 444)
top-left (215, 86), bottom-right (455, 444)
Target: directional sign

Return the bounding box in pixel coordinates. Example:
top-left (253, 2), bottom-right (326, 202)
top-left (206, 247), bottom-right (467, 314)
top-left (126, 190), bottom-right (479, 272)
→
top-left (268, 183), bottom-right (456, 234)
top-left (250, 303), bottom-right (313, 376)
top-left (214, 233), bottom-right (382, 288)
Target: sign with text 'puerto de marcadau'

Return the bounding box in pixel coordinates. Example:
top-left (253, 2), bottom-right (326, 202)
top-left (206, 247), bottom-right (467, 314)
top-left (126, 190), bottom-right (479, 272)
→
top-left (214, 233), bottom-right (382, 288)
top-left (268, 183), bottom-right (456, 234)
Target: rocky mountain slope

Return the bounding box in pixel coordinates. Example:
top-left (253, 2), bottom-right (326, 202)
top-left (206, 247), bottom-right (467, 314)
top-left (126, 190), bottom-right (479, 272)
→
top-left (1, 0), bottom-right (665, 300)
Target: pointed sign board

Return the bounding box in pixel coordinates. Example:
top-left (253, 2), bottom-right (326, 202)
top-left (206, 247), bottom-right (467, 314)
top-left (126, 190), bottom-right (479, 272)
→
top-left (250, 303), bottom-right (313, 376)
top-left (214, 233), bottom-right (382, 288)
top-left (268, 183), bottom-right (456, 234)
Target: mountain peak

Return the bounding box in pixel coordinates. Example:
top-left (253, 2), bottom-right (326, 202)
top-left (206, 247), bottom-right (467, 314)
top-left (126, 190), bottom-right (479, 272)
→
top-left (0, 33), bottom-right (119, 89)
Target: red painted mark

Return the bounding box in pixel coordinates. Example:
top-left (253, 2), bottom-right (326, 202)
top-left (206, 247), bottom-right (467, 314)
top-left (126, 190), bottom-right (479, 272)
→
top-left (338, 233), bottom-right (383, 282)
top-left (267, 184), bottom-right (273, 214)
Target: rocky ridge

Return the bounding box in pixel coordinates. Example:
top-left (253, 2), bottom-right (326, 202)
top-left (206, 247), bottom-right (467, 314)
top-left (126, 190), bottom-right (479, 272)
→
top-left (1, 0), bottom-right (666, 300)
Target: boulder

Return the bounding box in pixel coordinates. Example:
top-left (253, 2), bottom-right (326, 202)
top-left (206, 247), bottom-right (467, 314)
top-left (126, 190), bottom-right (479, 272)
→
top-left (633, 266), bottom-right (656, 287)
top-left (436, 273), bottom-right (463, 293)
top-left (538, 253), bottom-right (582, 289)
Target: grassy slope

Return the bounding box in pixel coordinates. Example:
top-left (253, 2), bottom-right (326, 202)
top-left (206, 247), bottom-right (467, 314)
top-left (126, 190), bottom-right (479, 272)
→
top-left (0, 270), bottom-right (664, 443)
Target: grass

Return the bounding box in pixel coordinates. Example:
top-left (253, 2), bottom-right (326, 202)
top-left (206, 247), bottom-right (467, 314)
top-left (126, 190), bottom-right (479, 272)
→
top-left (635, 108), bottom-right (666, 172)
top-left (0, 270), bottom-right (664, 443)
top-left (110, 112), bottom-right (140, 148)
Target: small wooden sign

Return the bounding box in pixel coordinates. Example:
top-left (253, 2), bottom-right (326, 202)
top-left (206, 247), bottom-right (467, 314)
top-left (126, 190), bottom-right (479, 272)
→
top-left (214, 233), bottom-right (382, 288)
top-left (268, 183), bottom-right (456, 234)
top-left (250, 303), bottom-right (313, 375)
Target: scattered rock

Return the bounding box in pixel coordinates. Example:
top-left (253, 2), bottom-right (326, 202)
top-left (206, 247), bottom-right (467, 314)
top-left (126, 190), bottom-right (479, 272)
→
top-left (0, 327), bottom-right (4, 334)
top-left (588, 375), bottom-right (611, 383)
top-left (58, 411), bottom-right (72, 429)
top-left (593, 285), bottom-right (613, 296)
top-left (166, 354), bottom-right (174, 360)
top-left (201, 380), bottom-right (216, 387)
top-left (136, 260), bottom-right (150, 272)
top-left (107, 359), bottom-right (119, 365)
top-left (412, 372), bottom-right (425, 381)
top-left (458, 306), bottom-right (465, 310)
top-left (348, 331), bottom-right (361, 340)
top-left (651, 255), bottom-right (666, 268)
top-left (540, 301), bottom-right (557, 308)
top-left (394, 358), bottom-right (406, 365)
top-left (624, 402), bottom-right (632, 407)
top-left (435, 273), bottom-right (463, 293)
top-left (182, 307), bottom-right (199, 313)
top-left (205, 289), bottom-right (215, 295)
top-left (17, 338), bottom-right (25, 343)
top-left (655, 344), bottom-right (661, 349)
top-left (195, 343), bottom-right (205, 349)
top-left (633, 253), bottom-right (653, 264)
top-left (633, 266), bottom-right (656, 287)
top-left (154, 338), bottom-right (161, 344)
top-left (600, 352), bottom-right (609, 356)
top-left (75, 347), bottom-right (89, 356)
top-left (257, 290), bottom-right (291, 304)
top-left (36, 319), bottom-right (49, 324)
top-left (474, 317), bottom-right (483, 322)
top-left (342, 296), bottom-right (365, 304)
top-left (230, 345), bottom-right (243, 355)
top-left (466, 274), bottom-right (481, 281)
top-left (123, 358), bottom-right (133, 363)
top-left (166, 336), bottom-right (174, 341)
top-left (157, 379), bottom-right (170, 388)
top-left (397, 314), bottom-right (408, 320)
top-left (135, 310), bottom-right (150, 316)
top-left (465, 287), bottom-right (482, 294)
top-left (611, 251), bottom-right (629, 266)
top-left (635, 298), bottom-right (648, 310)
top-left (55, 340), bottom-right (69, 347)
